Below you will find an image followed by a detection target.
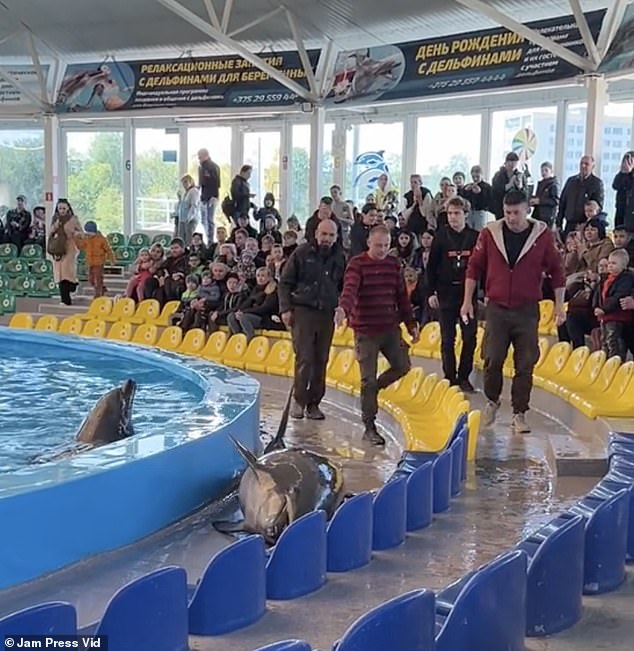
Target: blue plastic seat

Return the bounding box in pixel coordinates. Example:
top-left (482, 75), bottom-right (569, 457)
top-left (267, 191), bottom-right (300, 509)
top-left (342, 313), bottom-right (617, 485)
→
top-left (372, 476), bottom-right (407, 550)
top-left (334, 589), bottom-right (435, 651)
top-left (405, 461), bottom-right (433, 531)
top-left (254, 641), bottom-right (312, 651)
top-left (79, 566), bottom-right (188, 651)
top-left (576, 489), bottom-right (631, 594)
top-left (0, 602), bottom-right (77, 637)
top-left (435, 549), bottom-right (527, 651)
top-left (449, 437), bottom-right (464, 497)
top-left (188, 535), bottom-right (266, 635)
top-left (456, 424), bottom-right (469, 482)
top-left (266, 510), bottom-right (327, 600)
top-left (592, 477), bottom-right (634, 562)
top-left (327, 492), bottom-right (373, 572)
top-left (432, 449), bottom-right (452, 513)
top-left (516, 514), bottom-right (585, 637)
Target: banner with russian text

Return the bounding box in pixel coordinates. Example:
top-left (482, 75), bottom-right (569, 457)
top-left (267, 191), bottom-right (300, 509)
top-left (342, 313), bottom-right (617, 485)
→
top-left (54, 51), bottom-right (318, 113)
top-left (323, 10), bottom-right (605, 105)
top-left (0, 65), bottom-right (51, 107)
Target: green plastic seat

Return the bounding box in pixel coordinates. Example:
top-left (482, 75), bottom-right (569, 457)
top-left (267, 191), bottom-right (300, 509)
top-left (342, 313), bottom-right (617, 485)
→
top-left (10, 274), bottom-right (36, 296)
top-left (0, 243), bottom-right (18, 260)
top-left (5, 258), bottom-right (27, 278)
top-left (128, 233), bottom-right (151, 250)
top-left (107, 232), bottom-right (126, 248)
top-left (114, 246), bottom-right (135, 265)
top-left (0, 274), bottom-right (8, 291)
top-left (30, 277), bottom-right (57, 298)
top-left (20, 243), bottom-right (43, 259)
top-left (30, 259), bottom-right (54, 278)
top-left (151, 233), bottom-right (172, 248)
top-left (77, 264), bottom-right (89, 281)
top-left (0, 291), bottom-right (16, 315)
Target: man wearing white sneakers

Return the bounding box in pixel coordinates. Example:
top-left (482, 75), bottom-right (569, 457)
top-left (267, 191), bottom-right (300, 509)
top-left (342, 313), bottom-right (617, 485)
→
top-left (460, 190), bottom-right (566, 433)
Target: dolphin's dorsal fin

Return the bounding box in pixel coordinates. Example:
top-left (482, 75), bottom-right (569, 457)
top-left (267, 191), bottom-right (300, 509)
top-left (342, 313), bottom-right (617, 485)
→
top-left (263, 384), bottom-right (293, 454)
top-left (229, 435), bottom-right (262, 475)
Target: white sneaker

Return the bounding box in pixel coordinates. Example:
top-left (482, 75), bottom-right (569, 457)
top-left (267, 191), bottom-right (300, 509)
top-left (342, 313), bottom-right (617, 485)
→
top-left (482, 400), bottom-right (500, 427)
top-left (511, 412), bottom-right (531, 433)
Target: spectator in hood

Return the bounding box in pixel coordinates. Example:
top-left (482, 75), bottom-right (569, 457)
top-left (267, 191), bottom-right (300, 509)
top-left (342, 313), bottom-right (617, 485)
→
top-left (254, 192), bottom-right (282, 232)
top-left (529, 161), bottom-right (560, 228)
top-left (612, 150), bottom-right (634, 229)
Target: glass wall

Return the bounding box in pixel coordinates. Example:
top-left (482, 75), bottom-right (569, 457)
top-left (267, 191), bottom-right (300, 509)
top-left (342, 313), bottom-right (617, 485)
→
top-left (322, 122), bottom-right (336, 196)
top-left (134, 128), bottom-right (179, 233)
top-left (490, 108), bottom-right (556, 191)
top-left (563, 103), bottom-right (586, 183)
top-left (243, 131), bottom-right (281, 208)
top-left (0, 129), bottom-right (44, 220)
top-left (345, 121), bottom-right (403, 206)
top-left (290, 124), bottom-right (311, 220)
top-left (66, 131), bottom-right (124, 233)
top-left (417, 114), bottom-right (481, 192)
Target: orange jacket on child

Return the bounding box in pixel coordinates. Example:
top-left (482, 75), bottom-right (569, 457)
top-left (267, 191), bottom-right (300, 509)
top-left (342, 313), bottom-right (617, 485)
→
top-left (76, 233), bottom-right (115, 267)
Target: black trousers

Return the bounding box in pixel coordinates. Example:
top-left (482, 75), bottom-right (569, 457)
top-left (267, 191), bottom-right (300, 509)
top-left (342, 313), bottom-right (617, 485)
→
top-left (438, 304), bottom-right (477, 383)
top-left (291, 307), bottom-right (335, 408)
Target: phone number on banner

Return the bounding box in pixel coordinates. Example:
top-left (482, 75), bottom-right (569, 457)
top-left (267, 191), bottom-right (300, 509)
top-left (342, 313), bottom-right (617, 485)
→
top-left (428, 73), bottom-right (507, 90)
top-left (229, 91), bottom-right (298, 105)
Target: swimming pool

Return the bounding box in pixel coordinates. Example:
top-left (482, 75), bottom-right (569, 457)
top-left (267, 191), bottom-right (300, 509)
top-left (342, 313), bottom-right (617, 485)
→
top-left (0, 328), bottom-right (261, 588)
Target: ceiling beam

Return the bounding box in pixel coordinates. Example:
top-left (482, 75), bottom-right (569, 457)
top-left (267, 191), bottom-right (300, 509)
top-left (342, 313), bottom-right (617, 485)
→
top-left (0, 31), bottom-right (15, 47)
top-left (314, 38), bottom-right (337, 98)
top-left (284, 8), bottom-right (318, 96)
top-left (568, 0), bottom-right (601, 67)
top-left (27, 31), bottom-right (50, 104)
top-left (156, 0), bottom-right (319, 102)
top-left (452, 0), bottom-right (594, 72)
top-left (220, 0), bottom-right (234, 33)
top-left (228, 7), bottom-right (284, 38)
top-left (597, 0), bottom-right (631, 60)
top-left (201, 0), bottom-right (222, 30)
top-left (0, 65), bottom-right (50, 110)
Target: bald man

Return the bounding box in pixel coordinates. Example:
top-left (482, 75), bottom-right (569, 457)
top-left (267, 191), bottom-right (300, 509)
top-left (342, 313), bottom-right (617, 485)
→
top-left (279, 219), bottom-right (346, 420)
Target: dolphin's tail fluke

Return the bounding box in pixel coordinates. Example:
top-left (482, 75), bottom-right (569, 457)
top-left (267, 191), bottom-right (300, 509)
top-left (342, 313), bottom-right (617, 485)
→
top-left (263, 384), bottom-right (293, 455)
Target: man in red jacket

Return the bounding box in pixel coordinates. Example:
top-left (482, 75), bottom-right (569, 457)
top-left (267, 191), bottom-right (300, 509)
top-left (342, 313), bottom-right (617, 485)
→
top-left (460, 190), bottom-right (565, 433)
top-left (335, 225), bottom-right (420, 445)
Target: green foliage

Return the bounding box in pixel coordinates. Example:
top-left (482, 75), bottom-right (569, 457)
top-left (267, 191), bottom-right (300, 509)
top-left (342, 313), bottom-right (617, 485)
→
top-left (0, 135), bottom-right (45, 216)
top-left (424, 153), bottom-right (472, 193)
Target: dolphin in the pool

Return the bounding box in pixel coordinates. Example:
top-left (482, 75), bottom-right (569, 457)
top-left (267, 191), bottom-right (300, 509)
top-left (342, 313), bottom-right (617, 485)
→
top-left (215, 387), bottom-right (345, 545)
top-left (75, 379), bottom-right (137, 444)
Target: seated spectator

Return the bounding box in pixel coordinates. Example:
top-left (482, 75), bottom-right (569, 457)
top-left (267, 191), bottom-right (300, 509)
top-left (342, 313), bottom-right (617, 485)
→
top-left (216, 242), bottom-right (238, 269)
top-left (229, 228), bottom-right (248, 255)
top-left (188, 232), bottom-right (211, 262)
top-left (566, 218), bottom-right (615, 277)
top-left (305, 196), bottom-right (343, 244)
top-left (412, 229), bottom-right (434, 272)
top-left (188, 252), bottom-right (206, 277)
top-left (286, 215), bottom-right (304, 240)
top-left (244, 237), bottom-right (259, 259)
top-left (27, 205), bottom-right (46, 250)
top-left (237, 249), bottom-right (257, 286)
top-left (254, 192), bottom-right (282, 232)
top-left (613, 226), bottom-right (634, 263)
top-left (209, 272), bottom-right (248, 333)
top-left (5, 195), bottom-right (31, 253)
top-left (432, 178), bottom-right (457, 230)
top-left (593, 249), bottom-right (634, 361)
top-left (256, 234), bottom-right (275, 267)
top-left (144, 238), bottom-right (189, 306)
top-left (390, 230), bottom-right (418, 267)
top-left (349, 203), bottom-right (378, 256)
top-left (227, 266), bottom-right (282, 341)
top-left (233, 213), bottom-right (258, 239)
top-left (453, 171), bottom-right (466, 196)
top-left (171, 274), bottom-right (200, 326)
top-left (282, 230), bottom-right (298, 257)
top-left (403, 265), bottom-right (432, 325)
top-left (75, 220), bottom-right (115, 298)
top-left (180, 265), bottom-right (227, 332)
top-left (257, 215), bottom-right (282, 245)
top-left (268, 243), bottom-right (286, 282)
top-left (126, 247), bottom-right (154, 302)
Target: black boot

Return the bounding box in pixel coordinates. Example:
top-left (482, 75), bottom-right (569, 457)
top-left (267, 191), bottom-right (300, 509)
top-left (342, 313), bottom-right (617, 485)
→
top-left (362, 421), bottom-right (385, 446)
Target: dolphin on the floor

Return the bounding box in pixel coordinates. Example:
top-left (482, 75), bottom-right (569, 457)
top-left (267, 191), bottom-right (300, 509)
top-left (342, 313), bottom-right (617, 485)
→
top-left (215, 387), bottom-right (345, 545)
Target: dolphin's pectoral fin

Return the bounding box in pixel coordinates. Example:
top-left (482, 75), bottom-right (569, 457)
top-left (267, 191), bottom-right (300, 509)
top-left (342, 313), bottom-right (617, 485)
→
top-left (284, 493), bottom-right (297, 524)
top-left (228, 435), bottom-right (265, 482)
top-left (213, 520), bottom-right (247, 535)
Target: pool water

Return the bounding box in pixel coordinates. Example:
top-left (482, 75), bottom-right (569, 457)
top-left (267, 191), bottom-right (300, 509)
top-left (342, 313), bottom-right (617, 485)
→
top-left (0, 344), bottom-right (206, 472)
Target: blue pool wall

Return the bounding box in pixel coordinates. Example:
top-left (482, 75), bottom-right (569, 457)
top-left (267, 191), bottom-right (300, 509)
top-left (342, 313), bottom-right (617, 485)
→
top-left (0, 328), bottom-right (261, 589)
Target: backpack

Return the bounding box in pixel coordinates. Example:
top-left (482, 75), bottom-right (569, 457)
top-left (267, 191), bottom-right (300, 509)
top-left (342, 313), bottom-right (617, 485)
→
top-left (221, 195), bottom-right (236, 218)
top-left (46, 216), bottom-right (69, 259)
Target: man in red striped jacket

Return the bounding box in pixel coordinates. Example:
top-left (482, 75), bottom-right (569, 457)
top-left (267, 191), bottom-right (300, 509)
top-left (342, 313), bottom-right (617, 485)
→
top-left (335, 225), bottom-right (420, 445)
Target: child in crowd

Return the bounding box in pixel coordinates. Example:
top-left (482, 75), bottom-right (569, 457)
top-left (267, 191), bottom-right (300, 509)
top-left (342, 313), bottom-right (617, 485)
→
top-left (76, 220), bottom-right (115, 298)
top-left (593, 249), bottom-right (634, 361)
top-left (188, 252), bottom-right (206, 276)
top-left (126, 247), bottom-right (153, 302)
top-left (258, 215), bottom-right (283, 245)
top-left (216, 243), bottom-right (237, 269)
top-left (282, 230), bottom-right (298, 258)
top-left (268, 244), bottom-right (286, 282)
top-left (209, 272), bottom-right (248, 333)
top-left (256, 234), bottom-right (275, 267)
top-left (613, 227), bottom-right (634, 264)
top-left (188, 232), bottom-right (210, 262)
top-left (171, 274), bottom-right (200, 326)
top-left (254, 193), bottom-right (282, 232)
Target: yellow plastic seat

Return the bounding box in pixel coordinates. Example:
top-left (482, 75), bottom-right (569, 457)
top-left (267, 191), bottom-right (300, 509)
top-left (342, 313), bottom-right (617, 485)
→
top-left (9, 313), bottom-right (33, 329)
top-left (556, 350), bottom-right (606, 401)
top-left (533, 342), bottom-right (572, 387)
top-left (131, 323), bottom-right (159, 346)
top-left (200, 331), bottom-right (228, 361)
top-left (337, 360), bottom-right (361, 395)
top-left (389, 373), bottom-right (439, 419)
top-left (502, 345), bottom-right (515, 378)
top-left (265, 340), bottom-right (294, 376)
top-left (178, 328), bottom-right (207, 355)
top-left (389, 367), bottom-right (426, 406)
top-left (243, 336), bottom-right (272, 372)
top-left (473, 326), bottom-right (486, 370)
top-left (34, 315), bottom-right (59, 332)
top-left (103, 297), bottom-right (136, 323)
top-left (541, 346), bottom-right (590, 396)
top-left (106, 321), bottom-right (133, 342)
top-left (156, 325), bottom-right (183, 351)
top-left (332, 324), bottom-right (354, 347)
top-left (534, 337), bottom-right (550, 370)
top-left (537, 299), bottom-right (554, 335)
top-left (575, 361), bottom-right (634, 419)
top-left (77, 297), bottom-right (112, 321)
top-left (568, 356), bottom-right (622, 411)
top-left (326, 349), bottom-right (356, 388)
top-left (58, 316), bottom-right (83, 336)
top-left (150, 300), bottom-right (181, 327)
top-left (81, 319), bottom-right (107, 338)
top-left (129, 299), bottom-right (161, 325)
top-left (466, 409), bottom-right (481, 461)
top-left (411, 321), bottom-right (441, 358)
top-left (222, 333), bottom-right (249, 368)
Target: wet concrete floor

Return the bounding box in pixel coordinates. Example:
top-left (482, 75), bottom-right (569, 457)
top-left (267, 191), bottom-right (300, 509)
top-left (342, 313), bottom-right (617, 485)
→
top-left (0, 384), bottom-right (622, 651)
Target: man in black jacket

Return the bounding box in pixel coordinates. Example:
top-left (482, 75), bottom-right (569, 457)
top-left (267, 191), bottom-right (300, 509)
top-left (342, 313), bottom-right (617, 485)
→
top-left (613, 151), bottom-right (634, 229)
top-left (530, 162), bottom-right (560, 227)
top-left (197, 149), bottom-right (221, 245)
top-left (279, 219), bottom-right (345, 420)
top-left (427, 197), bottom-right (479, 391)
top-left (349, 203), bottom-right (378, 256)
top-left (557, 155), bottom-right (605, 235)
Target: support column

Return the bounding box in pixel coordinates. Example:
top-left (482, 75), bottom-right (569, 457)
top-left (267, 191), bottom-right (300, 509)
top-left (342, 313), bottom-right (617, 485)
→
top-left (554, 100), bottom-right (567, 179)
top-left (479, 109), bottom-right (492, 179)
top-left (584, 73), bottom-right (607, 165)
top-left (43, 114), bottom-right (59, 241)
top-left (332, 118), bottom-right (346, 192)
top-left (402, 114), bottom-right (418, 197)
top-left (309, 106), bottom-right (325, 210)
top-left (123, 119), bottom-right (134, 236)
top-left (231, 125), bottom-right (243, 176)
top-left (279, 119), bottom-right (291, 218)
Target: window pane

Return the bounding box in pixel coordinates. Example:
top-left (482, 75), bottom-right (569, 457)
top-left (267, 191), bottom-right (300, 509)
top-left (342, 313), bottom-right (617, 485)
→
top-left (291, 124), bottom-right (311, 221)
top-left (346, 122), bottom-right (403, 206)
top-left (602, 102), bottom-right (634, 221)
top-left (322, 122), bottom-right (335, 197)
top-left (134, 128), bottom-right (179, 233)
top-left (0, 129), bottom-right (44, 218)
top-left (418, 114), bottom-right (481, 193)
top-left (564, 103), bottom-right (586, 182)
top-left (243, 131), bottom-right (280, 208)
top-left (490, 107), bottom-right (556, 190)
top-left (66, 131), bottom-right (124, 233)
